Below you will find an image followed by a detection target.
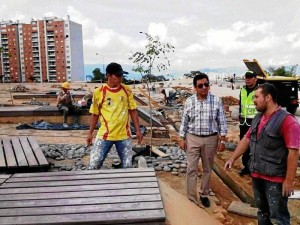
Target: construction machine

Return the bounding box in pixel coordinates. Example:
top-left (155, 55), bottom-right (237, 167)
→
top-left (243, 59), bottom-right (299, 114)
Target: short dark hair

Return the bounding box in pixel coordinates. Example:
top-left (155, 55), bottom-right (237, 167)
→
top-left (193, 72), bottom-right (209, 87)
top-left (255, 83), bottom-right (278, 103)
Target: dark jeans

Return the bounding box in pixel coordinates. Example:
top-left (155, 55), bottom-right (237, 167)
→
top-left (166, 92), bottom-right (177, 106)
top-left (253, 178), bottom-right (290, 225)
top-left (240, 122), bottom-right (251, 170)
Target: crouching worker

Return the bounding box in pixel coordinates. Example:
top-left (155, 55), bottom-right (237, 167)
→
top-left (87, 62), bottom-right (143, 169)
top-left (161, 87), bottom-right (178, 106)
top-left (57, 82), bottom-right (80, 128)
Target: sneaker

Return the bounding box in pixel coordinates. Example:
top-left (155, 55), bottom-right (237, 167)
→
top-left (239, 168), bottom-right (251, 176)
top-left (200, 196), bottom-right (210, 208)
top-left (208, 190), bottom-right (216, 196)
top-left (63, 123), bottom-right (69, 128)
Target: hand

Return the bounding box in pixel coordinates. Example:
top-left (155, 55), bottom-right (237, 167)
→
top-left (179, 139), bottom-right (186, 151)
top-left (224, 158), bottom-right (235, 171)
top-left (282, 179), bottom-right (295, 197)
top-left (86, 133), bottom-right (93, 146)
top-left (136, 131), bottom-right (143, 144)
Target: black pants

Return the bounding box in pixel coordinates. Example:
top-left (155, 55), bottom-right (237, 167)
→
top-left (239, 119), bottom-right (252, 170)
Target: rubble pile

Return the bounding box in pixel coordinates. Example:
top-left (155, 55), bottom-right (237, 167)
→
top-left (220, 96), bottom-right (239, 106)
top-left (11, 84), bottom-right (29, 92)
top-left (40, 143), bottom-right (187, 175)
top-left (22, 98), bottom-right (50, 106)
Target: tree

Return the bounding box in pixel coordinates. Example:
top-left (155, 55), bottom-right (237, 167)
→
top-left (129, 32), bottom-right (175, 79)
top-left (129, 32), bottom-right (175, 150)
top-left (91, 68), bottom-right (105, 82)
top-left (267, 64), bottom-right (298, 77)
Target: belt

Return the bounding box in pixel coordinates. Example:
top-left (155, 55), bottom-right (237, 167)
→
top-left (199, 132), bottom-right (218, 137)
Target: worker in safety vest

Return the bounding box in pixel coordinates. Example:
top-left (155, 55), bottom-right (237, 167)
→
top-left (239, 70), bottom-right (258, 176)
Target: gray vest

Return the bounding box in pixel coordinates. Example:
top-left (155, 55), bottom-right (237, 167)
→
top-left (249, 109), bottom-right (289, 177)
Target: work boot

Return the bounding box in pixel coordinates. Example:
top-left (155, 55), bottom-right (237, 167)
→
top-left (200, 196), bottom-right (210, 208)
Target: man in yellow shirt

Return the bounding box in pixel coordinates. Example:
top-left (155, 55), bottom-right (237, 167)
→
top-left (87, 62), bottom-right (143, 169)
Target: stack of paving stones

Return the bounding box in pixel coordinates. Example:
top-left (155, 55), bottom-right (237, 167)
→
top-left (40, 144), bottom-right (187, 175)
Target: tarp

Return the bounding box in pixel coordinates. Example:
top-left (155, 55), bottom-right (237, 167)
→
top-left (16, 120), bottom-right (147, 135)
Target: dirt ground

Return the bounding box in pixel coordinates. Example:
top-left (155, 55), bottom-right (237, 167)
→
top-left (0, 82), bottom-right (299, 225)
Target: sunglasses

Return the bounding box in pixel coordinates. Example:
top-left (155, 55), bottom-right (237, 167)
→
top-left (197, 82), bottom-right (209, 89)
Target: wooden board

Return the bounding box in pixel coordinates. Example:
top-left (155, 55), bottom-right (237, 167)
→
top-left (0, 168), bottom-right (165, 225)
top-left (227, 201), bottom-right (258, 218)
top-left (0, 137), bottom-right (49, 172)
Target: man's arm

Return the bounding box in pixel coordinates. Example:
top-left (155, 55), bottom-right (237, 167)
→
top-left (282, 148), bottom-right (299, 197)
top-left (86, 114), bottom-right (99, 146)
top-left (224, 137), bottom-right (250, 170)
top-left (129, 109), bottom-right (142, 144)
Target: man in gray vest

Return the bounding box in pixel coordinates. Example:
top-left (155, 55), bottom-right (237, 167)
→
top-left (224, 83), bottom-right (300, 225)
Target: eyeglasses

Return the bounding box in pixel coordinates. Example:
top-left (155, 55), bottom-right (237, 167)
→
top-left (197, 83), bottom-right (209, 89)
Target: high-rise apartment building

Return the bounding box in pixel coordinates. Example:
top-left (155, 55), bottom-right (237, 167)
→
top-left (0, 16), bottom-right (84, 83)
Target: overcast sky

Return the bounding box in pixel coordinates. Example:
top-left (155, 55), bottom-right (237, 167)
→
top-left (1, 0), bottom-right (300, 75)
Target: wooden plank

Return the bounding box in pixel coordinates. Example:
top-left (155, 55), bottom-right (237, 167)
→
top-left (1, 176), bottom-right (157, 188)
top-left (7, 171), bottom-right (156, 183)
top-left (0, 209), bottom-right (165, 225)
top-left (0, 194), bottom-right (162, 208)
top-left (12, 167), bottom-right (154, 178)
top-left (0, 141), bottom-right (6, 168)
top-left (0, 187), bottom-right (159, 201)
top-left (27, 136), bottom-right (48, 166)
top-left (0, 179), bottom-right (6, 185)
top-left (0, 201), bottom-right (164, 216)
top-left (19, 137), bottom-right (39, 167)
top-left (227, 201), bottom-right (258, 218)
top-left (151, 146), bottom-right (168, 157)
top-left (0, 174), bottom-right (11, 186)
top-left (2, 139), bottom-right (17, 168)
top-left (11, 137), bottom-right (28, 167)
top-left (0, 181), bottom-right (159, 194)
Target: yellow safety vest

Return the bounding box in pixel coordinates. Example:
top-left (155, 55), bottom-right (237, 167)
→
top-left (240, 87), bottom-right (257, 119)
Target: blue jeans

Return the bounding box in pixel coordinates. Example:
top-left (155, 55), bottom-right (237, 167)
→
top-left (89, 138), bottom-right (132, 169)
top-left (252, 178), bottom-right (290, 225)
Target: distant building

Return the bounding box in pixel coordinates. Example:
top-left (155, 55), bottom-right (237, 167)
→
top-left (0, 16), bottom-right (84, 83)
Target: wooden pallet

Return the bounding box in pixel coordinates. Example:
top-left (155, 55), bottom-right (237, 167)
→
top-left (0, 136), bottom-right (49, 172)
top-left (0, 168), bottom-right (165, 225)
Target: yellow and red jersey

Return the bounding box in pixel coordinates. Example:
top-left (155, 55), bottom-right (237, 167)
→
top-left (89, 84), bottom-right (137, 141)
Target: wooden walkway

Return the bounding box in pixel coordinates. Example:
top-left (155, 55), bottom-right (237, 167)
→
top-left (0, 168), bottom-right (165, 225)
top-left (0, 136), bottom-right (49, 172)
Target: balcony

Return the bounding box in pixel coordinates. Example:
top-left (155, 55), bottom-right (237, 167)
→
top-left (47, 32), bottom-right (54, 36)
top-left (32, 38), bottom-right (38, 42)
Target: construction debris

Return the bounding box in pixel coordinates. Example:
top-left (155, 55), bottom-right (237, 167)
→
top-left (11, 84), bottom-right (29, 92)
top-left (22, 98), bottom-right (50, 106)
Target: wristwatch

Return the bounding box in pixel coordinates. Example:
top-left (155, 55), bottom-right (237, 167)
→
top-left (220, 141), bottom-right (225, 144)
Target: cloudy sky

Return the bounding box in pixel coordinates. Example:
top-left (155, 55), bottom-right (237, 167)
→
top-left (1, 0), bottom-right (300, 76)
